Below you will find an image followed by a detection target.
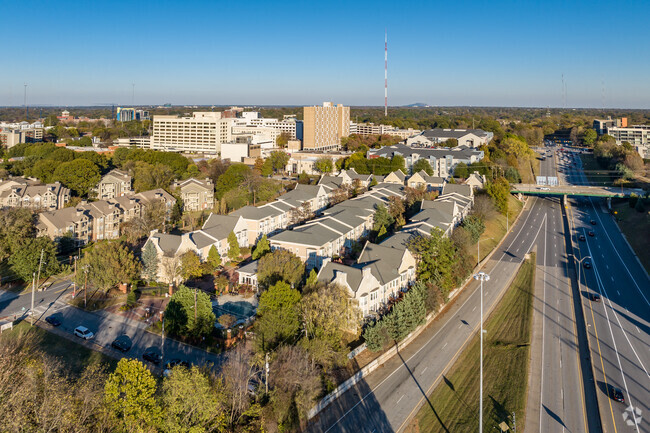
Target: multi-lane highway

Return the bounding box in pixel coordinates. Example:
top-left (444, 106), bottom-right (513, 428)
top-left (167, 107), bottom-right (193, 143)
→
top-left (564, 150), bottom-right (650, 433)
top-left (524, 149), bottom-right (600, 432)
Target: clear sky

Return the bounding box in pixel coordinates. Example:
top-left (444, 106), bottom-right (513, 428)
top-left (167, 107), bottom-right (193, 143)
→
top-left (2, 0), bottom-right (649, 108)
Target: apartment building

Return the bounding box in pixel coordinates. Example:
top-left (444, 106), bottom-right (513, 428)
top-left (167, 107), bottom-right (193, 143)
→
top-left (317, 240), bottom-right (416, 317)
top-left (606, 125), bottom-right (650, 147)
top-left (302, 102), bottom-right (350, 151)
top-left (349, 122), bottom-right (420, 139)
top-left (38, 207), bottom-right (92, 245)
top-left (151, 112), bottom-right (236, 154)
top-left (406, 171), bottom-right (446, 191)
top-left (116, 107), bottom-right (150, 121)
top-left (95, 169), bottom-right (132, 200)
top-left (172, 178), bottom-right (214, 211)
top-left (0, 121), bottom-right (44, 148)
top-left (0, 178), bottom-right (70, 210)
top-left (240, 112), bottom-right (300, 138)
top-left (368, 143), bottom-right (484, 177)
top-left (406, 128), bottom-right (493, 148)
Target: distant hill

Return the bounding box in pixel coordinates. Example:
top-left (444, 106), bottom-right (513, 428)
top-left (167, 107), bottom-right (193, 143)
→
top-left (403, 103), bottom-right (431, 108)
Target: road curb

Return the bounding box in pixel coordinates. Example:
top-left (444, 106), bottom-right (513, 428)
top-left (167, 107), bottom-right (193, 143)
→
top-left (308, 196), bottom-right (531, 421)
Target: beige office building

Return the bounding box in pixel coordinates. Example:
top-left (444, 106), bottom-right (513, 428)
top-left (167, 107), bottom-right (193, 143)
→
top-left (151, 112), bottom-right (236, 154)
top-left (302, 102), bottom-right (350, 151)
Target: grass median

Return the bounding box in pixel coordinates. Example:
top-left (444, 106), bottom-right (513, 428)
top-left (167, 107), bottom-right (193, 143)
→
top-left (612, 201), bottom-right (650, 274)
top-left (406, 253), bottom-right (535, 433)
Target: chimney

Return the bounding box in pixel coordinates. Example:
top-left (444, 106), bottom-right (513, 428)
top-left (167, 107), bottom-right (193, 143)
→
top-left (76, 209), bottom-right (83, 217)
top-left (80, 200), bottom-right (88, 206)
top-left (334, 270), bottom-right (347, 286)
top-left (362, 267), bottom-right (372, 279)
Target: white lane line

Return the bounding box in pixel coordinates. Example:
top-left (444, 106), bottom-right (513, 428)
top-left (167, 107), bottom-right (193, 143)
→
top-left (617, 290), bottom-right (621, 296)
top-left (611, 276), bottom-right (614, 282)
top-left (637, 327), bottom-right (641, 334)
top-left (443, 342), bottom-right (448, 349)
top-left (420, 367), bottom-right (428, 376)
top-left (396, 395), bottom-right (404, 405)
top-left (458, 324), bottom-right (462, 330)
top-left (539, 213), bottom-right (548, 433)
top-left (472, 306), bottom-right (476, 312)
top-left (605, 264), bottom-right (609, 270)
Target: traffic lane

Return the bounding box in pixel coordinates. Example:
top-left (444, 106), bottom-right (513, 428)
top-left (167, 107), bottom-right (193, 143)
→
top-left (48, 304), bottom-right (223, 369)
top-left (578, 231), bottom-right (649, 432)
top-left (0, 278), bottom-right (73, 319)
top-left (309, 199), bottom-right (544, 432)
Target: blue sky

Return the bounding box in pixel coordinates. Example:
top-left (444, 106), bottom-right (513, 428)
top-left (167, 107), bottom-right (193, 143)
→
top-left (1, 0), bottom-right (649, 108)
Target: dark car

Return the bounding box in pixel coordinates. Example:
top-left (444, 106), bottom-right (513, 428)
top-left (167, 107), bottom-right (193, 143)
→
top-left (579, 234), bottom-right (586, 241)
top-left (45, 315), bottom-right (61, 327)
top-left (588, 231), bottom-right (595, 237)
top-left (590, 293), bottom-right (601, 302)
top-left (142, 346), bottom-right (162, 364)
top-left (163, 359), bottom-right (191, 376)
top-left (111, 335), bottom-right (133, 353)
top-left (609, 387), bottom-right (625, 403)
top-left (590, 220), bottom-right (597, 225)
top-left (583, 261), bottom-right (592, 269)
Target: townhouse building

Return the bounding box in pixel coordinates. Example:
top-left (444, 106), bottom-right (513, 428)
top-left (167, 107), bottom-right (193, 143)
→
top-left (317, 240), bottom-right (416, 317)
top-left (406, 171), bottom-right (446, 191)
top-left (406, 128), bottom-right (493, 148)
top-left (0, 178), bottom-right (70, 211)
top-left (172, 178), bottom-right (214, 211)
top-left (383, 170), bottom-right (406, 185)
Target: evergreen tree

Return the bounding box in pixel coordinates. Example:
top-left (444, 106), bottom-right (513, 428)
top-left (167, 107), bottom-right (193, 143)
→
top-left (141, 241), bottom-right (159, 283)
top-left (305, 268), bottom-right (318, 287)
top-left (252, 234), bottom-right (270, 260)
top-left (207, 245), bottom-right (221, 271)
top-left (377, 225), bottom-right (388, 241)
top-left (227, 231), bottom-right (240, 261)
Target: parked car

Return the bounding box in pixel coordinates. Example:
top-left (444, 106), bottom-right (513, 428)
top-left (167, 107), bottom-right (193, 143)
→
top-left (111, 335), bottom-right (133, 353)
top-left (609, 387), bottom-right (625, 403)
top-left (163, 359), bottom-right (191, 376)
top-left (45, 315), bottom-right (61, 327)
top-left (583, 261), bottom-right (592, 269)
top-left (73, 326), bottom-right (94, 340)
top-left (579, 234), bottom-right (586, 241)
top-left (143, 346), bottom-right (162, 364)
top-left (590, 293), bottom-right (601, 302)
top-left (588, 231), bottom-right (595, 237)
top-left (590, 220), bottom-right (597, 225)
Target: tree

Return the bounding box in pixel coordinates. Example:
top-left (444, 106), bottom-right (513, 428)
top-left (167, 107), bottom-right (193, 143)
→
top-left (269, 151), bottom-right (290, 173)
top-left (373, 204), bottom-right (394, 232)
top-left (377, 225), bottom-right (387, 241)
top-left (257, 249), bottom-right (305, 288)
top-left (635, 197), bottom-right (646, 213)
top-left (104, 358), bottom-right (160, 432)
top-left (0, 208), bottom-right (36, 263)
top-left (52, 159), bottom-right (101, 196)
top-left (207, 245), bottom-right (222, 272)
top-left (453, 162), bottom-right (469, 178)
top-left (390, 154), bottom-right (407, 174)
top-left (485, 177), bottom-right (510, 215)
top-left (413, 159), bottom-right (433, 176)
top-left (314, 157), bottom-right (334, 174)
top-left (161, 366), bottom-right (227, 433)
top-left (255, 281), bottom-right (302, 351)
top-left (216, 164), bottom-right (252, 199)
top-left (180, 251), bottom-right (203, 281)
top-left (141, 241), bottom-right (159, 283)
top-left (77, 241), bottom-right (141, 292)
top-left (276, 132), bottom-right (291, 148)
top-left (8, 236), bottom-right (61, 283)
top-left (407, 228), bottom-right (461, 297)
top-left (227, 231), bottom-right (240, 261)
top-left (251, 234), bottom-right (270, 260)
top-left (442, 138), bottom-right (458, 148)
top-left (30, 159), bottom-right (59, 183)
top-left (304, 268), bottom-right (318, 288)
top-left (161, 256), bottom-right (182, 286)
top-left (164, 285), bottom-right (216, 337)
top-left (582, 129), bottom-right (597, 146)
top-left (462, 215), bottom-right (485, 243)
top-left (501, 134), bottom-right (533, 158)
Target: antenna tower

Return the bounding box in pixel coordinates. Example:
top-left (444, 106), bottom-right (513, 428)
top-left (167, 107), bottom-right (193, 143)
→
top-left (24, 83), bottom-right (28, 119)
top-left (561, 74), bottom-right (565, 109)
top-left (384, 30), bottom-right (388, 117)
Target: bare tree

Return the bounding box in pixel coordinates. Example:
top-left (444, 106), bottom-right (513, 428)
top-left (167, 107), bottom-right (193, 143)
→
top-left (222, 345), bottom-right (257, 428)
top-left (161, 255), bottom-right (182, 286)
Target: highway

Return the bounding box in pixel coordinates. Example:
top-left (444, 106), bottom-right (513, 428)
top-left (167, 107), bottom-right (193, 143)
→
top-left (564, 150), bottom-right (650, 433)
top-left (524, 149), bottom-right (600, 432)
top-left (308, 193), bottom-right (559, 432)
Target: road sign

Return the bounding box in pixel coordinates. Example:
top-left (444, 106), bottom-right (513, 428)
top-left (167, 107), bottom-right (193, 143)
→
top-left (536, 176), bottom-right (547, 185)
top-left (547, 177), bottom-right (558, 186)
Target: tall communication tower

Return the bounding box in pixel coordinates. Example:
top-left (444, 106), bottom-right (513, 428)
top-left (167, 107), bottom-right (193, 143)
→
top-left (384, 30), bottom-right (388, 117)
top-left (561, 74), bottom-right (565, 109)
top-left (24, 83), bottom-right (28, 119)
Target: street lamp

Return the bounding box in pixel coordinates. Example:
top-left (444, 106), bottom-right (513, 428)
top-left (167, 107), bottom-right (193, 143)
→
top-left (576, 255), bottom-right (592, 293)
top-left (474, 271), bottom-right (490, 433)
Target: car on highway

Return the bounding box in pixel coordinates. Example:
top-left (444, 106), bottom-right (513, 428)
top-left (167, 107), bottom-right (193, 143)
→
top-left (73, 326), bottom-right (94, 340)
top-left (142, 346), bottom-right (163, 364)
top-left (583, 260), bottom-right (592, 269)
top-left (111, 335), bottom-right (133, 353)
top-left (579, 234), bottom-right (586, 241)
top-left (588, 231), bottom-right (595, 237)
top-left (590, 220), bottom-right (597, 225)
top-left (609, 387), bottom-right (625, 403)
top-left (590, 293), bottom-right (601, 302)
top-left (45, 315), bottom-right (61, 327)
top-left (539, 187), bottom-right (550, 191)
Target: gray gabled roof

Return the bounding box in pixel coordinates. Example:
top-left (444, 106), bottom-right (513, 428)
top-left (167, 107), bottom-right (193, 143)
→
top-left (317, 262), bottom-right (364, 294)
top-left (379, 231), bottom-right (418, 251)
top-left (410, 170), bottom-right (445, 185)
top-left (368, 143), bottom-right (483, 160)
top-left (357, 242), bottom-right (408, 286)
top-left (238, 259), bottom-right (259, 275)
top-left (190, 231), bottom-right (218, 249)
top-left (441, 183), bottom-right (472, 197)
top-left (231, 205), bottom-right (282, 221)
top-left (421, 128), bottom-right (490, 139)
top-left (151, 232), bottom-right (183, 256)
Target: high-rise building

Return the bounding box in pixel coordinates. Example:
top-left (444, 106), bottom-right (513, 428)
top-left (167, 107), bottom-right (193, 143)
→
top-left (151, 112), bottom-right (236, 154)
top-left (302, 102), bottom-right (350, 151)
top-left (117, 107), bottom-right (150, 121)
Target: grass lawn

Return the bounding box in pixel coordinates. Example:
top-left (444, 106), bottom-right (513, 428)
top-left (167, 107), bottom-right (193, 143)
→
top-left (612, 201), bottom-right (650, 274)
top-left (520, 157), bottom-right (539, 184)
top-left (471, 195), bottom-right (524, 265)
top-left (406, 254), bottom-right (535, 433)
top-left (0, 321), bottom-right (118, 375)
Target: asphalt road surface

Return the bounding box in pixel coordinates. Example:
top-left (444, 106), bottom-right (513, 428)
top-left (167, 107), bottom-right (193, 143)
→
top-left (308, 195), bottom-right (557, 432)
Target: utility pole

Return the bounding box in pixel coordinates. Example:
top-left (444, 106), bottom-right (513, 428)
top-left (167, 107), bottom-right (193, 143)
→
top-left (194, 289), bottom-right (197, 322)
top-left (83, 267), bottom-right (88, 308)
top-left (474, 271), bottom-right (490, 433)
top-left (30, 272), bottom-right (35, 325)
top-left (36, 248), bottom-right (44, 291)
top-left (161, 313), bottom-right (165, 366)
top-left (512, 412), bottom-right (516, 432)
top-left (72, 255), bottom-right (78, 297)
top-left (265, 352), bottom-right (269, 393)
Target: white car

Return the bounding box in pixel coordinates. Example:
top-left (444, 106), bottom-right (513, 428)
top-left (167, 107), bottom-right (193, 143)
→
top-left (74, 326), bottom-right (94, 340)
top-left (539, 187), bottom-right (551, 191)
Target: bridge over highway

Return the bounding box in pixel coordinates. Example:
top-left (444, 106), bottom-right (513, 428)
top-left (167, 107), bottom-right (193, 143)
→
top-left (511, 183), bottom-right (645, 198)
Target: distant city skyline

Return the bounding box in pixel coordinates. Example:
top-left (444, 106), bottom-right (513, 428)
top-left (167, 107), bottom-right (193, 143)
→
top-left (1, 0), bottom-right (649, 109)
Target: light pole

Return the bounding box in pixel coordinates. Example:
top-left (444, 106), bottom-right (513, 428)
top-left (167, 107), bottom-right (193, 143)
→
top-left (577, 255), bottom-right (592, 292)
top-left (474, 271), bottom-right (490, 433)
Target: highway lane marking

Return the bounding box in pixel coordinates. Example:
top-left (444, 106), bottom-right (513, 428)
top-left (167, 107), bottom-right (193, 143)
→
top-left (390, 199), bottom-right (546, 433)
top-left (397, 395), bottom-right (404, 405)
top-left (539, 212), bottom-right (548, 433)
top-left (636, 326), bottom-right (640, 334)
top-left (617, 290), bottom-right (620, 296)
top-left (472, 306), bottom-right (476, 312)
top-left (585, 237), bottom-right (645, 432)
top-left (420, 367), bottom-right (428, 376)
top-left (443, 342), bottom-right (447, 349)
top-left (605, 264), bottom-right (609, 269)
top-left (589, 199), bottom-right (650, 308)
top-left (610, 276), bottom-right (614, 282)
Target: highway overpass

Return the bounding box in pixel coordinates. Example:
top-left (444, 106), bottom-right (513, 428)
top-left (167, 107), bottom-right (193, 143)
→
top-left (511, 183), bottom-right (645, 198)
